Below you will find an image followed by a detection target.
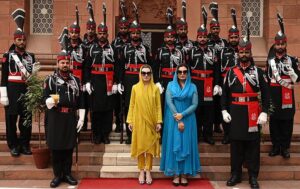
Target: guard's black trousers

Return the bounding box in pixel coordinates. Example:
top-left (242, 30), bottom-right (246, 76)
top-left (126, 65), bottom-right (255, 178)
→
top-left (91, 110), bottom-right (113, 140)
top-left (230, 139), bottom-right (260, 178)
top-left (51, 149), bottom-right (73, 177)
top-left (269, 116), bottom-right (293, 149)
top-left (5, 110), bottom-right (32, 149)
top-left (196, 104), bottom-right (214, 139)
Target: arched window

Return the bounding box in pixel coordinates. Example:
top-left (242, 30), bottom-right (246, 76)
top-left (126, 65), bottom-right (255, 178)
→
top-left (30, 0), bottom-right (53, 35)
top-left (241, 0), bottom-right (263, 37)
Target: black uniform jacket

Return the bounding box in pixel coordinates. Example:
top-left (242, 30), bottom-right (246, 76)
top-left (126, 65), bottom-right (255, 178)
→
top-left (1, 49), bottom-right (36, 114)
top-left (84, 41), bottom-right (117, 112)
top-left (266, 54), bottom-right (300, 119)
top-left (43, 71), bottom-right (84, 150)
top-left (222, 62), bottom-right (270, 140)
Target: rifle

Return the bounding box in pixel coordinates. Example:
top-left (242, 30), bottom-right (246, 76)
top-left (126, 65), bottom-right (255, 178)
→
top-left (119, 93), bottom-right (125, 144)
top-left (75, 127), bottom-right (79, 175)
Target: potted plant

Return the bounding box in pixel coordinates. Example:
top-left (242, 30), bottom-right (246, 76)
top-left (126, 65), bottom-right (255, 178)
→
top-left (23, 65), bottom-right (50, 169)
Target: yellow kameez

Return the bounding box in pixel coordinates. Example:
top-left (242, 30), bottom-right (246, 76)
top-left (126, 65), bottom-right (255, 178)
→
top-left (126, 67), bottom-right (162, 159)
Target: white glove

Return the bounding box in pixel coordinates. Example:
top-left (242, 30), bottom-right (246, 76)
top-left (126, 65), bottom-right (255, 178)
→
top-left (85, 82), bottom-right (93, 95)
top-left (117, 83), bottom-right (124, 95)
top-left (287, 67), bottom-right (298, 83)
top-left (45, 97), bottom-right (55, 109)
top-left (0, 87), bottom-right (9, 106)
top-left (222, 110), bottom-right (232, 123)
top-left (77, 109), bottom-right (86, 132)
top-left (217, 85), bottom-right (222, 96)
top-left (32, 62), bottom-right (41, 74)
top-left (213, 85), bottom-right (220, 96)
top-left (112, 84), bottom-right (118, 94)
top-left (155, 82), bottom-right (164, 94)
top-left (257, 112), bottom-right (268, 125)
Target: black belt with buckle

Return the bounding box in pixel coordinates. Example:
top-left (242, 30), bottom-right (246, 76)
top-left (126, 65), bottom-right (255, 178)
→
top-left (232, 96), bottom-right (258, 102)
top-left (92, 67), bottom-right (113, 72)
top-left (191, 73), bottom-right (213, 78)
top-left (162, 71), bottom-right (174, 76)
top-left (57, 107), bottom-right (75, 113)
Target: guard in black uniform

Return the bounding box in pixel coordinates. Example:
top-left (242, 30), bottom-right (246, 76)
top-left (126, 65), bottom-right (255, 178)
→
top-left (44, 28), bottom-right (85, 188)
top-left (154, 8), bottom-right (183, 95)
top-left (1, 9), bottom-right (37, 157)
top-left (188, 6), bottom-right (220, 145)
top-left (84, 4), bottom-right (118, 144)
top-left (118, 3), bottom-right (152, 144)
top-left (207, 2), bottom-right (228, 51)
top-left (111, 0), bottom-right (130, 133)
top-left (218, 8), bottom-right (240, 144)
top-left (83, 1), bottom-right (97, 51)
top-left (221, 22), bottom-right (269, 189)
top-left (175, 0), bottom-right (194, 57)
top-left (68, 6), bottom-right (88, 131)
top-left (208, 2), bottom-right (228, 134)
top-left (266, 13), bottom-right (300, 159)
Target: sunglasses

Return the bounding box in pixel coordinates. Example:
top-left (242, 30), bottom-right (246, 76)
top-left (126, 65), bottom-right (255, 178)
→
top-left (177, 70), bottom-right (188, 75)
top-left (141, 71), bottom-right (152, 76)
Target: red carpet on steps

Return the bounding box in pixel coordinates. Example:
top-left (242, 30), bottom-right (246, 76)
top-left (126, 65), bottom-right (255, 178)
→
top-left (78, 178), bottom-right (214, 189)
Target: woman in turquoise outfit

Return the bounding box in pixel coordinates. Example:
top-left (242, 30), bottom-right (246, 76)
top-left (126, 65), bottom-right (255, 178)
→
top-left (160, 63), bottom-right (201, 186)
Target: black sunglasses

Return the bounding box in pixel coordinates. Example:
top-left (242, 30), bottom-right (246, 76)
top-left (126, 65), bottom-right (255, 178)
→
top-left (177, 70), bottom-right (188, 75)
top-left (141, 71), bottom-right (152, 76)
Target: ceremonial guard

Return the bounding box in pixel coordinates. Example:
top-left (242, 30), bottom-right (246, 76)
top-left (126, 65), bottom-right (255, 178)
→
top-left (188, 6), bottom-right (220, 145)
top-left (207, 2), bottom-right (228, 50)
top-left (175, 0), bottom-right (194, 57)
top-left (68, 6), bottom-right (88, 130)
top-left (81, 1), bottom-right (98, 131)
top-left (154, 7), bottom-right (183, 96)
top-left (118, 2), bottom-right (152, 144)
top-left (221, 21), bottom-right (269, 189)
top-left (0, 9), bottom-right (37, 156)
top-left (83, 1), bottom-right (97, 51)
top-left (44, 28), bottom-right (85, 188)
top-left (218, 8), bottom-right (240, 144)
top-left (208, 2), bottom-right (228, 134)
top-left (84, 4), bottom-right (118, 144)
top-left (111, 0), bottom-right (130, 133)
top-left (266, 13), bottom-right (300, 159)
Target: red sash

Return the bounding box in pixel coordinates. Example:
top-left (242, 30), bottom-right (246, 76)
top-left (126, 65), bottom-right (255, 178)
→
top-left (232, 67), bottom-right (260, 131)
top-left (71, 61), bottom-right (82, 81)
top-left (161, 67), bottom-right (176, 79)
top-left (270, 76), bottom-right (293, 109)
top-left (191, 70), bottom-right (213, 101)
top-left (91, 64), bottom-right (114, 95)
top-left (221, 67), bottom-right (230, 78)
top-left (125, 64), bottom-right (144, 75)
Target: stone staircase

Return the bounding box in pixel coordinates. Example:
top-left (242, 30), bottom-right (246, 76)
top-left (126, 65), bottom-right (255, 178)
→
top-left (1, 122), bottom-right (300, 181)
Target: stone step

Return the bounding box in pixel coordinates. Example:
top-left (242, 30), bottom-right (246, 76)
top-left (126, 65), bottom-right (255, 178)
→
top-left (1, 151), bottom-right (300, 166)
top-left (0, 164), bottom-right (299, 181)
top-left (0, 165), bottom-right (99, 180)
top-left (1, 141), bottom-right (300, 153)
top-left (100, 165), bottom-right (300, 181)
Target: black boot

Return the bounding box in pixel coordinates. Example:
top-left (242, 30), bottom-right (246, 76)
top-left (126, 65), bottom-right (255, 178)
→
top-left (50, 177), bottom-right (61, 188)
top-left (249, 176), bottom-right (259, 189)
top-left (63, 174), bottom-right (78, 185)
top-left (226, 175), bottom-right (241, 186)
top-left (125, 137), bottom-right (131, 144)
top-left (21, 145), bottom-right (32, 155)
top-left (10, 147), bottom-right (20, 157)
top-left (281, 148), bottom-right (290, 159)
top-left (268, 146), bottom-right (280, 157)
top-left (221, 135), bottom-right (230, 144)
top-left (204, 137), bottom-right (215, 145)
